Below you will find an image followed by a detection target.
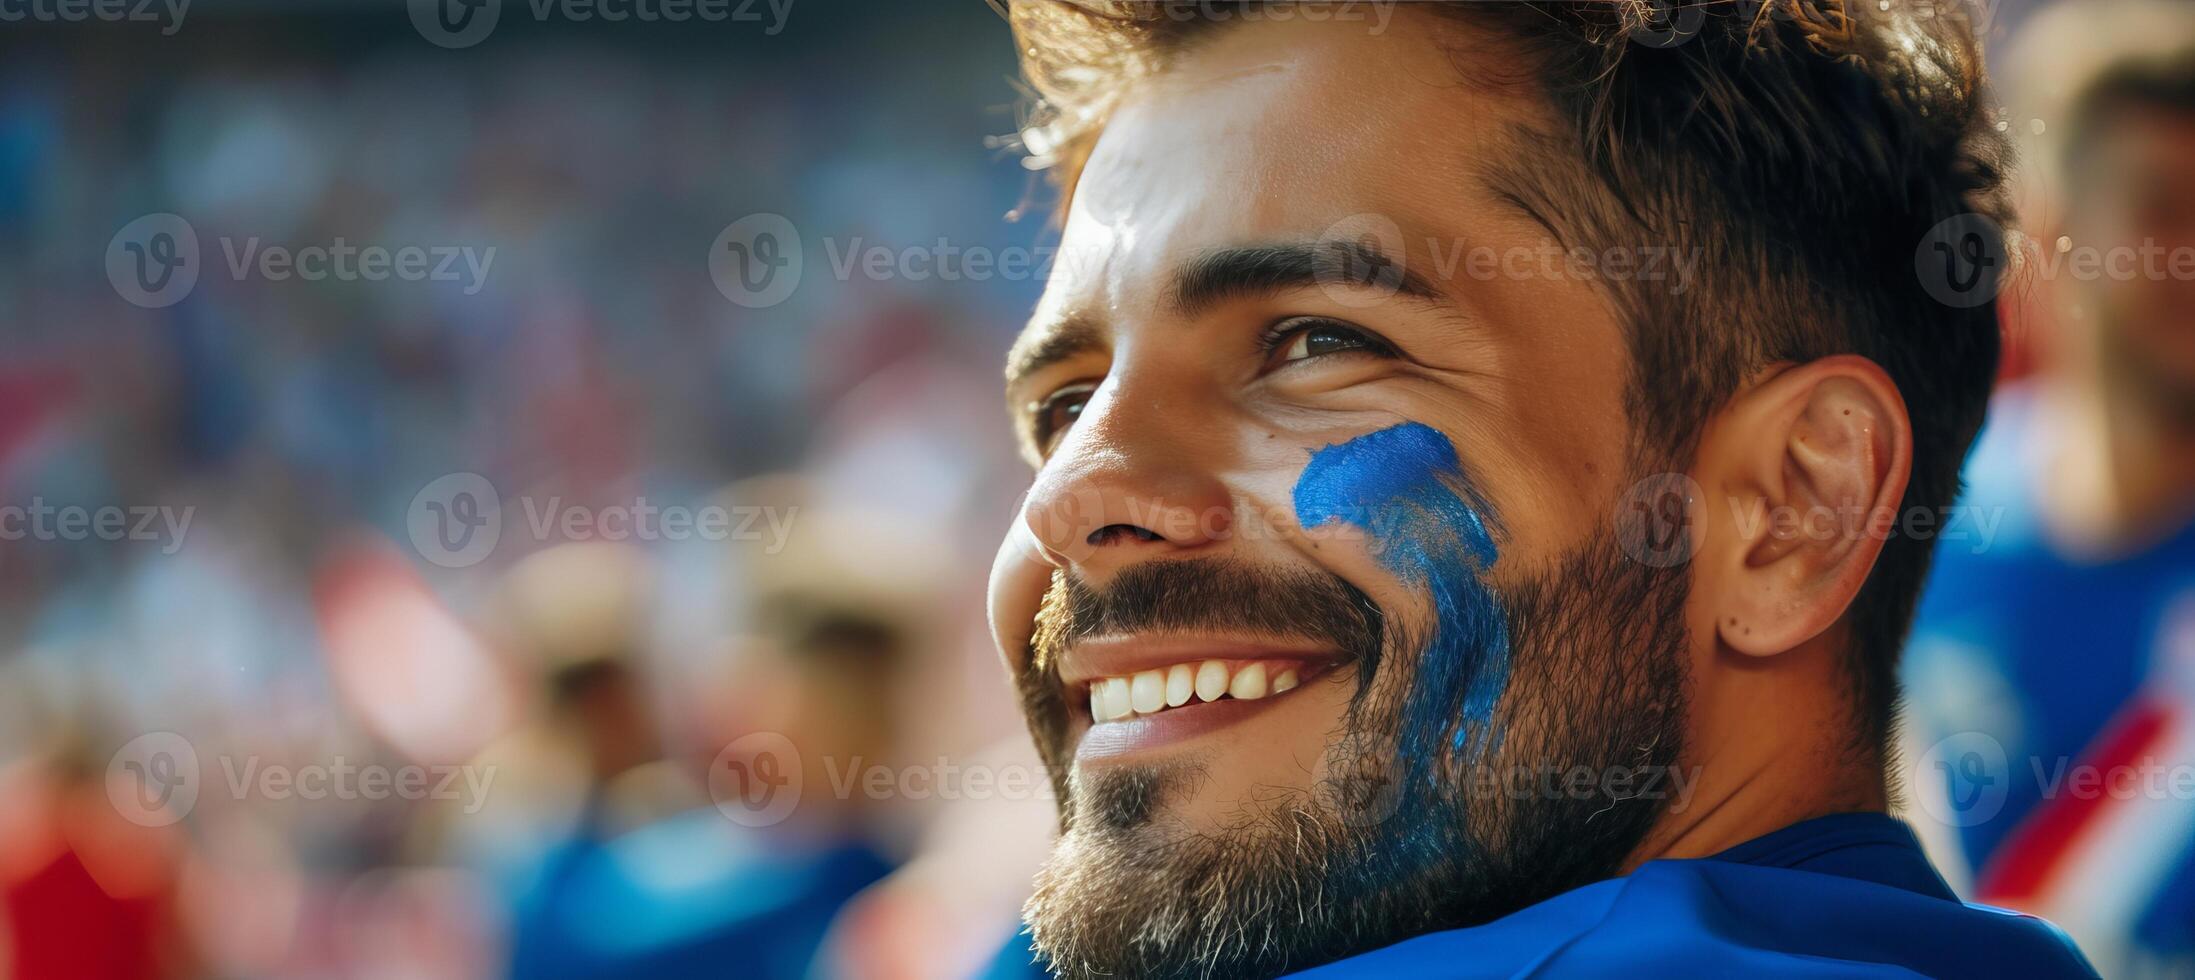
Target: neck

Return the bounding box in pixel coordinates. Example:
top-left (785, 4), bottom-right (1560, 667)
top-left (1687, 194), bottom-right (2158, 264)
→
top-left (1623, 629), bottom-right (1880, 869)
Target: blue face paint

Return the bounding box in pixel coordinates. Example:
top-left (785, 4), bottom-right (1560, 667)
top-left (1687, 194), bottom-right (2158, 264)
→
top-left (1292, 422), bottom-right (1510, 767)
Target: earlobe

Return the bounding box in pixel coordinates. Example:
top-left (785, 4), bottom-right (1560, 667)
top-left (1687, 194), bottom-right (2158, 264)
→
top-left (1695, 356), bottom-right (1912, 658)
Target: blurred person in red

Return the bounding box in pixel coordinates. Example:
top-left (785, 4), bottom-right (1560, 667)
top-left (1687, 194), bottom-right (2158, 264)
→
top-left (0, 721), bottom-right (193, 980)
top-left (1900, 1), bottom-right (2195, 972)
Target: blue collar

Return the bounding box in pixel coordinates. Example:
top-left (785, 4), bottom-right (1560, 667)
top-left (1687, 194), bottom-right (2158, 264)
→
top-left (1701, 810), bottom-right (1961, 900)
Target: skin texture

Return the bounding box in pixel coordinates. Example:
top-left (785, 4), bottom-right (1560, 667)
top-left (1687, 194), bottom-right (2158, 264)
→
top-left (988, 11), bottom-right (1913, 976)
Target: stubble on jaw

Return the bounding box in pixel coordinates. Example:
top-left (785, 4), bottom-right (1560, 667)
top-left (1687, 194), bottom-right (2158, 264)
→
top-left (1010, 533), bottom-right (1692, 980)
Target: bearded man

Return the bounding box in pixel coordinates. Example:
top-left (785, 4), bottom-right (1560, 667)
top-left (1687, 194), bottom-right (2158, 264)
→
top-left (983, 2), bottom-right (2097, 977)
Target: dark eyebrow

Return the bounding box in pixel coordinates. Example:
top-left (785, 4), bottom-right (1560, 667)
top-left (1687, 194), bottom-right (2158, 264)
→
top-left (1002, 238), bottom-right (1446, 400)
top-left (1172, 239), bottom-right (1442, 318)
top-left (1004, 312), bottom-right (1107, 400)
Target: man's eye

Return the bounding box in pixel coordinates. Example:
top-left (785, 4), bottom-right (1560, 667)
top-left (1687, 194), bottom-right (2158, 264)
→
top-left (1266, 318), bottom-right (1394, 364)
top-left (1030, 382), bottom-right (1095, 454)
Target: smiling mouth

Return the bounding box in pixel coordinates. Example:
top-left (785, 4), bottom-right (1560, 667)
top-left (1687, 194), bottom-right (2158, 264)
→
top-left (1067, 654), bottom-right (1344, 761)
top-left (1082, 657), bottom-right (1333, 722)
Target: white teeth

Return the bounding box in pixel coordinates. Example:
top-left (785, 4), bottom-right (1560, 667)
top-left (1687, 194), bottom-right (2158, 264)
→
top-left (1229, 662), bottom-right (1269, 700)
top-left (1195, 660), bottom-right (1229, 702)
top-left (1089, 660), bottom-right (1315, 722)
top-left (1101, 677), bottom-right (1133, 721)
top-left (1130, 670), bottom-right (1165, 714)
top-left (1165, 664), bottom-right (1194, 707)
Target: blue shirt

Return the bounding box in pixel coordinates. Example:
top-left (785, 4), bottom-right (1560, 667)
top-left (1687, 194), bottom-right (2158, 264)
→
top-left (1288, 813), bottom-right (2093, 978)
top-left (503, 806), bottom-right (892, 980)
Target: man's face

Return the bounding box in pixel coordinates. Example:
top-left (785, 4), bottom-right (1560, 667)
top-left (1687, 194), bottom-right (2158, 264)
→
top-left (991, 15), bottom-right (1695, 977)
top-left (2066, 107), bottom-right (2195, 416)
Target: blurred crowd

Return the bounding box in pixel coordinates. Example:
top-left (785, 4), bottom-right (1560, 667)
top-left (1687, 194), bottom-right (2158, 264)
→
top-left (2, 0), bottom-right (2194, 978)
top-left (0, 3), bottom-right (1058, 978)
top-left (1895, 2), bottom-right (2195, 975)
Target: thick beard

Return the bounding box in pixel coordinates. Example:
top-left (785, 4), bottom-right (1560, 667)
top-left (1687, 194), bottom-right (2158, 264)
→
top-left (1013, 531), bottom-right (1690, 979)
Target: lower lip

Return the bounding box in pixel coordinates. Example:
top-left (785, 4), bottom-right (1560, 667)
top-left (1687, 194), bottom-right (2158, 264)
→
top-left (1073, 690), bottom-right (1302, 762)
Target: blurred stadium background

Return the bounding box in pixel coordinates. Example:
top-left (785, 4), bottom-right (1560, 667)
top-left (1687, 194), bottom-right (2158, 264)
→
top-left (0, 0), bottom-right (2142, 978)
top-left (1, 3), bottom-right (1052, 977)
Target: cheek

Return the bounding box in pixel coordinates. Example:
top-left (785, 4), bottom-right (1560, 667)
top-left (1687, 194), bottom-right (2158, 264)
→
top-left (1289, 421), bottom-right (1498, 576)
top-left (1289, 422), bottom-right (1514, 743)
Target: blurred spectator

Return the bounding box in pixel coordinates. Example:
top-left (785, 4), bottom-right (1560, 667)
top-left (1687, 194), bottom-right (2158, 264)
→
top-left (0, 722), bottom-right (193, 980)
top-left (814, 732), bottom-right (1056, 980)
top-left (479, 502), bottom-right (979, 979)
top-left (1902, 1), bottom-right (2195, 972)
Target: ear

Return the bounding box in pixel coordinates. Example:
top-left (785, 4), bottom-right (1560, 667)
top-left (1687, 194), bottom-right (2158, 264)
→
top-left (1691, 355), bottom-right (1912, 657)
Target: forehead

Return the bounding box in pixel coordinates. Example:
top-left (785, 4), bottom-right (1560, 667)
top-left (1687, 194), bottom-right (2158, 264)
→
top-left (1027, 13), bottom-right (1547, 332)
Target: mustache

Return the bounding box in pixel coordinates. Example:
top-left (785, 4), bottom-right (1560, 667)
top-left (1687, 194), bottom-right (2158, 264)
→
top-left (1015, 556), bottom-right (1390, 823)
top-left (1030, 555), bottom-right (1388, 680)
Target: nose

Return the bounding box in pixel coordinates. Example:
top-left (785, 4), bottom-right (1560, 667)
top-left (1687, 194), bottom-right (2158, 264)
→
top-left (1017, 384), bottom-right (1235, 575)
